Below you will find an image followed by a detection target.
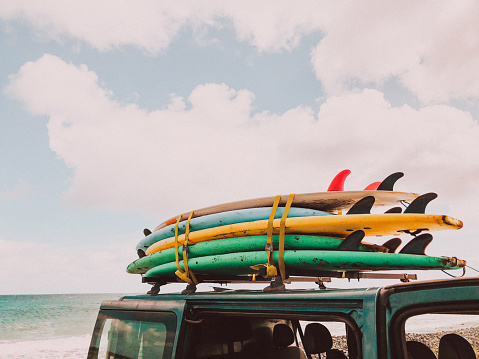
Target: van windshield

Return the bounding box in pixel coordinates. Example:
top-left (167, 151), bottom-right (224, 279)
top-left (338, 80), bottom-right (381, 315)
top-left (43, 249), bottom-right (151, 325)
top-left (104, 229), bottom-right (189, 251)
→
top-left (87, 310), bottom-right (177, 359)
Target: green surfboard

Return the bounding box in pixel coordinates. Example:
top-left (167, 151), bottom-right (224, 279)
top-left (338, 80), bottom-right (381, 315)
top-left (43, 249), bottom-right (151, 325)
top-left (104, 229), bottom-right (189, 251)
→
top-left (143, 250), bottom-right (466, 280)
top-left (127, 234), bottom-right (386, 274)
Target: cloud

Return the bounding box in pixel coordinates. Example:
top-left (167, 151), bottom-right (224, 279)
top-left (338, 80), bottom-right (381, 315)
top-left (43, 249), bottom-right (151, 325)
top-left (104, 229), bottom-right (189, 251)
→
top-left (311, 1), bottom-right (479, 104)
top-left (0, 1), bottom-right (325, 53)
top-left (3, 2), bottom-right (479, 104)
top-left (0, 236), bottom-right (144, 294)
top-left (5, 55), bottom-right (479, 227)
top-left (0, 1), bottom-right (193, 53)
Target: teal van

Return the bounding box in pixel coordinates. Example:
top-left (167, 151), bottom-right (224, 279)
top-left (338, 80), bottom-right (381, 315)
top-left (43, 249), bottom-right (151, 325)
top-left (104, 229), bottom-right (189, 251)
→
top-left (87, 276), bottom-right (479, 358)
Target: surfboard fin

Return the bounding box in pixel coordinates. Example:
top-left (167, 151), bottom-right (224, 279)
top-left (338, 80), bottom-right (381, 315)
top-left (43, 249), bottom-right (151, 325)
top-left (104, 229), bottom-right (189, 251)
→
top-left (377, 172), bottom-right (404, 191)
top-left (338, 230), bottom-right (365, 251)
top-left (144, 228), bottom-right (152, 236)
top-left (382, 238), bottom-right (402, 253)
top-left (347, 196), bottom-right (375, 215)
top-left (364, 182), bottom-right (381, 190)
top-left (385, 207), bottom-right (402, 214)
top-left (328, 169), bottom-right (351, 191)
top-left (404, 193), bottom-right (438, 214)
top-left (399, 233), bottom-right (433, 255)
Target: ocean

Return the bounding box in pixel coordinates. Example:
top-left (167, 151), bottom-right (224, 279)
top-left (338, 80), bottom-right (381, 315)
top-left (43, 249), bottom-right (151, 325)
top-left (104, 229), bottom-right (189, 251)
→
top-left (1, 293), bottom-right (479, 358)
top-left (0, 293), bottom-right (128, 359)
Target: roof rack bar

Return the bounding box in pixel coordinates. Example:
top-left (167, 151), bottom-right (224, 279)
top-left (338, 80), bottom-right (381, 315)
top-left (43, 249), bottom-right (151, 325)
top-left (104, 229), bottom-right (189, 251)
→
top-left (143, 272), bottom-right (417, 286)
top-left (201, 276), bottom-right (332, 284)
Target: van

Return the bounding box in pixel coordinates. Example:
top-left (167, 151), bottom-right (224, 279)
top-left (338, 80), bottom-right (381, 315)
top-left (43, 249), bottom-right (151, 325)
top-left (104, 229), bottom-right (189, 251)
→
top-left (87, 276), bottom-right (479, 358)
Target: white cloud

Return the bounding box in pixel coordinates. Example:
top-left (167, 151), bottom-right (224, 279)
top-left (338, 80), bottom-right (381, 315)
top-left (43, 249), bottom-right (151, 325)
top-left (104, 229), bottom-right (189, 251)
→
top-left (4, 2), bottom-right (479, 104)
top-left (0, 1), bottom-right (325, 53)
top-left (5, 55), bottom-right (479, 227)
top-left (311, 1), bottom-right (479, 104)
top-left (0, 236), bottom-right (144, 294)
top-left (0, 1), bottom-right (193, 53)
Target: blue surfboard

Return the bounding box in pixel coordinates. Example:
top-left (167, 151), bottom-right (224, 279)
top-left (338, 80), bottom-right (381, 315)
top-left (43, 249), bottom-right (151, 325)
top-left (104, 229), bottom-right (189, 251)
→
top-left (136, 207), bottom-right (331, 256)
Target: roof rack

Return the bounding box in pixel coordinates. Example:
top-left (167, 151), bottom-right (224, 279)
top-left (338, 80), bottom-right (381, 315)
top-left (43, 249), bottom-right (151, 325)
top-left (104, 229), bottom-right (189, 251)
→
top-left (143, 272), bottom-right (418, 294)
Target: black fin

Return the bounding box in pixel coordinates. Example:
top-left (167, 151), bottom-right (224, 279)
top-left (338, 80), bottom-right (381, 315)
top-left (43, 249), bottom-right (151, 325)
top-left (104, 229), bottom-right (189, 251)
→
top-left (137, 249), bottom-right (146, 258)
top-left (338, 230), bottom-right (365, 251)
top-left (382, 238), bottom-right (402, 253)
top-left (143, 228), bottom-right (152, 236)
top-left (377, 172), bottom-right (404, 191)
top-left (399, 233), bottom-right (433, 255)
top-left (385, 207), bottom-right (402, 214)
top-left (404, 193), bottom-right (438, 214)
top-left (347, 196), bottom-right (375, 215)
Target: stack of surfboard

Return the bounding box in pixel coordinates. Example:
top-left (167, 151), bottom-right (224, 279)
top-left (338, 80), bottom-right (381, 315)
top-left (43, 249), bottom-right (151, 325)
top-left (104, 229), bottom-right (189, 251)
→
top-left (127, 171), bottom-right (465, 285)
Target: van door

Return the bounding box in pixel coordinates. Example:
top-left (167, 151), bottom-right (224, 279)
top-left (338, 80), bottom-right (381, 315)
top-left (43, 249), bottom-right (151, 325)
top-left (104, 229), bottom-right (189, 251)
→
top-left (380, 277), bottom-right (479, 359)
top-left (87, 310), bottom-right (177, 359)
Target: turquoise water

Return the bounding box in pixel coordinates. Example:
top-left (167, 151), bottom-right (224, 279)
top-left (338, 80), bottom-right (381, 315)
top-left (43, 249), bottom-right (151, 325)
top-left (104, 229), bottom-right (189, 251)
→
top-left (0, 293), bottom-right (131, 358)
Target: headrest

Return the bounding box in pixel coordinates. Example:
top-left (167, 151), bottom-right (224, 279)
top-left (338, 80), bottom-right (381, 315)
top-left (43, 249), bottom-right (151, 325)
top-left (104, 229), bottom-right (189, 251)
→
top-left (272, 324), bottom-right (294, 348)
top-left (406, 341), bottom-right (436, 359)
top-left (303, 323), bottom-right (333, 354)
top-left (439, 333), bottom-right (476, 359)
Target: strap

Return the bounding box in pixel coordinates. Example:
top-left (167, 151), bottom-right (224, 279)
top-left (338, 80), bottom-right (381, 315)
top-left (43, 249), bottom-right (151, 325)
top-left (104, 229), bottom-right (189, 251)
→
top-left (175, 214), bottom-right (186, 280)
top-left (183, 211), bottom-right (198, 284)
top-left (266, 195), bottom-right (281, 266)
top-left (278, 194), bottom-right (295, 280)
top-left (174, 211), bottom-right (198, 284)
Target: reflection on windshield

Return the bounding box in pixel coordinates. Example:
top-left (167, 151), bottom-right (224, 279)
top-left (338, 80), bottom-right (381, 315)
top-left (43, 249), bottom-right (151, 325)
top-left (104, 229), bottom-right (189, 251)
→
top-left (88, 311), bottom-right (176, 359)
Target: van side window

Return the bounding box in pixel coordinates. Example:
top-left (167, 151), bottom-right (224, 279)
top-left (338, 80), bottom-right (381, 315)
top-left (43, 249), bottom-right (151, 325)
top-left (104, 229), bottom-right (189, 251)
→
top-left (88, 310), bottom-right (177, 359)
top-left (185, 315), bottom-right (360, 359)
top-left (403, 313), bottom-right (479, 358)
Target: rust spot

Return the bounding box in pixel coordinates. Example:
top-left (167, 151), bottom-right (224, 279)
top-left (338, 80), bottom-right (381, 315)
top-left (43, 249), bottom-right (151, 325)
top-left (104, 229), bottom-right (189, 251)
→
top-left (443, 215), bottom-right (463, 229)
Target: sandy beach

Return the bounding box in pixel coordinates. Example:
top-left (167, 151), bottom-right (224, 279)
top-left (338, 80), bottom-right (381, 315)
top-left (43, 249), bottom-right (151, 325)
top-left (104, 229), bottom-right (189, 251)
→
top-left (326, 326), bottom-right (479, 357)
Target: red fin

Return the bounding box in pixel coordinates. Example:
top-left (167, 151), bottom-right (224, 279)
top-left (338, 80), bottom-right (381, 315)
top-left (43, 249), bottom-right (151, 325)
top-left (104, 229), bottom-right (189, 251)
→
top-left (166, 218), bottom-right (177, 226)
top-left (327, 169), bottom-right (351, 191)
top-left (364, 182), bottom-right (381, 190)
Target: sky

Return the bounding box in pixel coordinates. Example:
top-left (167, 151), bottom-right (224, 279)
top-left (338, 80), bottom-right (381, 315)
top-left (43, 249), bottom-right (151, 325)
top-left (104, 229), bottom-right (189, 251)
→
top-left (1, 1), bottom-right (479, 294)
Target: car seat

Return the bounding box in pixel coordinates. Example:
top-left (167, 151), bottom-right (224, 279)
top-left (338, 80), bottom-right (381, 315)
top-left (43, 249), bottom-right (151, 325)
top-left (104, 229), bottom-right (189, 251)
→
top-left (303, 323), bottom-right (347, 359)
top-left (268, 323), bottom-right (306, 359)
top-left (406, 341), bottom-right (436, 359)
top-left (438, 333), bottom-right (475, 359)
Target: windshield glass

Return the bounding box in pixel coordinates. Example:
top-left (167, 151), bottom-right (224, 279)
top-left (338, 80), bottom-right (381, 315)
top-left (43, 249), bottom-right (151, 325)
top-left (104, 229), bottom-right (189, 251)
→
top-left (87, 310), bottom-right (177, 359)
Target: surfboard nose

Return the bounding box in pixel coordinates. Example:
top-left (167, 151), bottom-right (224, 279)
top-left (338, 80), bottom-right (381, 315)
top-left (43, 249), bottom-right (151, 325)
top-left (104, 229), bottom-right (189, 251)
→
top-left (442, 215), bottom-right (463, 229)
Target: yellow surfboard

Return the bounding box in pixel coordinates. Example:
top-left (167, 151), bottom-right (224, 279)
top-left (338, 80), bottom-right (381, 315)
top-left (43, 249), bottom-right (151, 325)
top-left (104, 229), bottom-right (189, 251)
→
top-left (146, 214), bottom-right (462, 255)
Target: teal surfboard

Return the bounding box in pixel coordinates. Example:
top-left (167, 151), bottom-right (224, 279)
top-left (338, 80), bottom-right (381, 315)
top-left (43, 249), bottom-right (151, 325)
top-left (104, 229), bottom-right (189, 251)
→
top-left (128, 234), bottom-right (386, 275)
top-left (143, 250), bottom-right (466, 280)
top-left (136, 207), bottom-right (330, 256)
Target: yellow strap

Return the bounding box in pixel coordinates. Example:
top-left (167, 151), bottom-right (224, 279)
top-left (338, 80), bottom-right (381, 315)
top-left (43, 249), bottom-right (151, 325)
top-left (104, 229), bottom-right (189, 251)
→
top-left (278, 194), bottom-right (295, 281)
top-left (174, 215), bottom-right (183, 275)
top-left (266, 195), bottom-right (281, 265)
top-left (183, 211), bottom-right (198, 285)
top-left (173, 211), bottom-right (198, 284)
